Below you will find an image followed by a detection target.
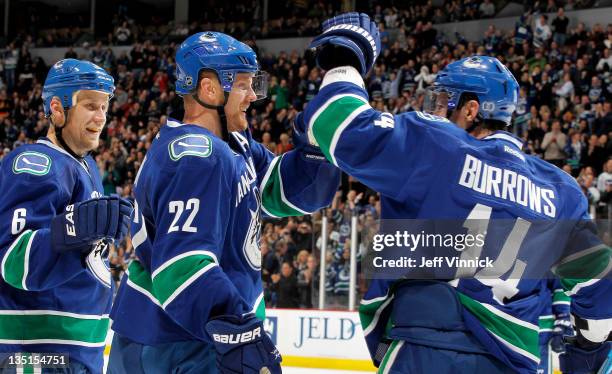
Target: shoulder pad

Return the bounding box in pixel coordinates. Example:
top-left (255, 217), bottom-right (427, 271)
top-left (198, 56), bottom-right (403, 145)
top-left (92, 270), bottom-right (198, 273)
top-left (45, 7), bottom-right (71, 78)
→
top-left (12, 151), bottom-right (53, 176)
top-left (168, 134), bottom-right (213, 161)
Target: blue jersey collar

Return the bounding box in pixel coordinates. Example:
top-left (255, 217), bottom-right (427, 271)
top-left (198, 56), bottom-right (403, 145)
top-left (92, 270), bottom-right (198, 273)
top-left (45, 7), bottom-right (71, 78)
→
top-left (37, 137), bottom-right (92, 175)
top-left (482, 131), bottom-right (524, 149)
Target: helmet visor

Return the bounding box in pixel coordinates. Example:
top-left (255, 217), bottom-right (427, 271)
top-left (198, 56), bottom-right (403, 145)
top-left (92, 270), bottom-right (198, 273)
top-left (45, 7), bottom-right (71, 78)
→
top-left (423, 87), bottom-right (451, 118)
top-left (252, 71), bottom-right (269, 101)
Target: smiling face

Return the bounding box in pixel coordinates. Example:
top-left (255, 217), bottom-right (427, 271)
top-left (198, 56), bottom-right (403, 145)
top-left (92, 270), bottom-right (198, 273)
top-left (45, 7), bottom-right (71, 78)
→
top-left (50, 90), bottom-right (110, 156)
top-left (225, 73), bottom-right (257, 132)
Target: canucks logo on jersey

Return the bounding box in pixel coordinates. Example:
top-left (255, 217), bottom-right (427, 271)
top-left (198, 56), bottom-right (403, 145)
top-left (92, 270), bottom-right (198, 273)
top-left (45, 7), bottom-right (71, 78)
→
top-left (169, 134), bottom-right (212, 160)
top-left (12, 152), bottom-right (52, 175)
top-left (243, 186), bottom-right (262, 270)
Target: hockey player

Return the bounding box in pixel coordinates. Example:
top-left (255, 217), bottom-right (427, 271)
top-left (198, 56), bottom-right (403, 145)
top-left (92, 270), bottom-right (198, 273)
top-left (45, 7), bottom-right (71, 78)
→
top-left (108, 32), bottom-right (340, 373)
top-left (301, 12), bottom-right (611, 373)
top-left (0, 59), bottom-right (133, 373)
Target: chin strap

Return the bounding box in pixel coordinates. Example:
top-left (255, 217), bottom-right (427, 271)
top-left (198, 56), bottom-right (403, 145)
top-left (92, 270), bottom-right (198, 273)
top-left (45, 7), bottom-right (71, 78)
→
top-left (51, 109), bottom-right (85, 161)
top-left (192, 91), bottom-right (231, 142)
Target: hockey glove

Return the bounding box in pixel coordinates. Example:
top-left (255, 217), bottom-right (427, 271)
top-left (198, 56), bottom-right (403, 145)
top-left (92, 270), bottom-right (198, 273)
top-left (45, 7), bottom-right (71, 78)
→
top-left (552, 313), bottom-right (575, 353)
top-left (50, 196), bottom-right (133, 253)
top-left (292, 112), bottom-right (327, 163)
top-left (309, 12), bottom-right (380, 77)
top-left (206, 314), bottom-right (282, 374)
top-left (559, 340), bottom-right (611, 374)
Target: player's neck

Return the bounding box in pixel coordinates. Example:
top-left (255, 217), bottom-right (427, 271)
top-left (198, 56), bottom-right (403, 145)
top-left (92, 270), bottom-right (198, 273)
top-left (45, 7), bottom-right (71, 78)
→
top-left (182, 107), bottom-right (223, 138)
top-left (471, 127), bottom-right (494, 139)
top-left (46, 127), bottom-right (88, 157)
top-left (182, 98), bottom-right (224, 138)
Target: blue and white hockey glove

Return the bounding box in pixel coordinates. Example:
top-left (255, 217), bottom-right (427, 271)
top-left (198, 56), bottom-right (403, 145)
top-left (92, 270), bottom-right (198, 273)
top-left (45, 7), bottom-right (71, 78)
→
top-left (309, 12), bottom-right (380, 77)
top-left (206, 314), bottom-right (282, 374)
top-left (50, 196), bottom-right (133, 253)
top-left (559, 341), bottom-right (611, 374)
top-left (552, 313), bottom-right (575, 353)
top-left (293, 112), bottom-right (327, 163)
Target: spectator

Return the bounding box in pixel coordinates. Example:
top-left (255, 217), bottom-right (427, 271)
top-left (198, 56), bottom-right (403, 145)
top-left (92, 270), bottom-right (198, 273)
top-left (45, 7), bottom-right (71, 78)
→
top-left (565, 131), bottom-right (587, 176)
top-left (593, 101), bottom-right (612, 136)
top-left (552, 7), bottom-right (569, 46)
top-left (295, 250), bottom-right (314, 307)
top-left (579, 168), bottom-right (601, 204)
top-left (270, 262), bottom-right (300, 308)
top-left (534, 14), bottom-right (552, 48)
top-left (115, 21), bottom-right (132, 45)
top-left (596, 48), bottom-right (612, 72)
top-left (414, 65), bottom-right (436, 92)
top-left (479, 0), bottom-right (495, 18)
top-left (597, 159), bottom-right (612, 194)
top-left (554, 73), bottom-right (574, 110)
top-left (583, 134), bottom-right (608, 174)
top-left (275, 132), bottom-right (293, 155)
top-left (541, 120), bottom-right (567, 167)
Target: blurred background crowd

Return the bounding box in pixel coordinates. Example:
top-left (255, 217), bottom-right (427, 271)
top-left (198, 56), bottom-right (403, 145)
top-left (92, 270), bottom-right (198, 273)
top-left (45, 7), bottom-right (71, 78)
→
top-left (0, 0), bottom-right (610, 309)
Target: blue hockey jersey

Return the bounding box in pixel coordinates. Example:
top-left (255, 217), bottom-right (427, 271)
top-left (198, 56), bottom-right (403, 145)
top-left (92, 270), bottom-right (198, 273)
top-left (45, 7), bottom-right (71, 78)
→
top-left (0, 138), bottom-right (111, 373)
top-left (110, 118), bottom-right (340, 345)
top-left (302, 66), bottom-right (612, 373)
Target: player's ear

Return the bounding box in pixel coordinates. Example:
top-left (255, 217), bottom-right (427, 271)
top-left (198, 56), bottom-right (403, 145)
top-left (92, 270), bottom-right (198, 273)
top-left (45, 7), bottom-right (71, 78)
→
top-left (198, 72), bottom-right (223, 104)
top-left (49, 97), bottom-right (66, 126)
top-left (465, 100), bottom-right (480, 122)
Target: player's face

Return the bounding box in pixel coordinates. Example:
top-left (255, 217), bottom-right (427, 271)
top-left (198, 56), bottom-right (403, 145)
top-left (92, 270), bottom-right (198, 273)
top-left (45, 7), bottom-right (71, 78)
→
top-left (63, 90), bottom-right (110, 155)
top-left (225, 73), bottom-right (257, 132)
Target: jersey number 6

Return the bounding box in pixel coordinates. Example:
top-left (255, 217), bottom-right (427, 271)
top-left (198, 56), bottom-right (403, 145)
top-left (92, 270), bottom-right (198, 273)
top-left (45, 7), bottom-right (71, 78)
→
top-left (11, 208), bottom-right (27, 235)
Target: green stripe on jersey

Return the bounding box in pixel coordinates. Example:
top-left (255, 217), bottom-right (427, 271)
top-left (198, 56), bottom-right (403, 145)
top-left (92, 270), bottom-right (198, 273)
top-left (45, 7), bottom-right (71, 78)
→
top-left (538, 316), bottom-right (554, 331)
top-left (553, 290), bottom-right (571, 304)
top-left (457, 292), bottom-right (539, 361)
top-left (359, 299), bottom-right (384, 333)
top-left (127, 260), bottom-right (154, 294)
top-left (0, 312), bottom-right (108, 345)
top-left (556, 246), bottom-right (611, 291)
top-left (260, 155), bottom-right (305, 217)
top-left (253, 295), bottom-right (266, 321)
top-left (1, 230), bottom-right (34, 290)
top-left (378, 340), bottom-right (401, 374)
top-left (152, 253), bottom-right (216, 307)
top-left (311, 95), bottom-right (368, 163)
top-left (359, 294), bottom-right (394, 336)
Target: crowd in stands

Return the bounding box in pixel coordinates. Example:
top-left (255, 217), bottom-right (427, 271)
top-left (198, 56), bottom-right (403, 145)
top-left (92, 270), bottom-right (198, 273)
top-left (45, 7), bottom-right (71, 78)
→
top-left (0, 0), bottom-right (610, 308)
top-left (13, 0), bottom-right (602, 47)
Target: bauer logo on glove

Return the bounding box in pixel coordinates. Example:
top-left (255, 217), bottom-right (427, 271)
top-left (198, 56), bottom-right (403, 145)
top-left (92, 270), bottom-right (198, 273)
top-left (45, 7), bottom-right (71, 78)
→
top-left (212, 326), bottom-right (262, 344)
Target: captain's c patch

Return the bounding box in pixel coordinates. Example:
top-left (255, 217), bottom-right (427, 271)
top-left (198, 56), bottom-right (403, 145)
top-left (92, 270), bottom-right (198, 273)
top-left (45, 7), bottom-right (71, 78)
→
top-left (13, 152), bottom-right (52, 175)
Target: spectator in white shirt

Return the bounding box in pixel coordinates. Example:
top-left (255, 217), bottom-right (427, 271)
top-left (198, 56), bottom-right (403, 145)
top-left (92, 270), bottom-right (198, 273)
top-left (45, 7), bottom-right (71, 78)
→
top-left (479, 0), bottom-right (496, 17)
top-left (534, 14), bottom-right (552, 48)
top-left (596, 48), bottom-right (612, 71)
top-left (597, 159), bottom-right (612, 193)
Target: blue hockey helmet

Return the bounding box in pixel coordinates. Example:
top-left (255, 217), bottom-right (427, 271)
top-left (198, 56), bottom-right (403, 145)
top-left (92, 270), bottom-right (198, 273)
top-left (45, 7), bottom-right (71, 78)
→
top-left (42, 59), bottom-right (115, 117)
top-left (424, 56), bottom-right (519, 126)
top-left (175, 32), bottom-right (268, 99)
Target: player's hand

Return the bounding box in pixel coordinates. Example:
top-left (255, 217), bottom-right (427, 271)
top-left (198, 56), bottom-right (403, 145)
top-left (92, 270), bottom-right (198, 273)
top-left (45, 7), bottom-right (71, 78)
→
top-left (559, 340), bottom-right (610, 374)
top-left (309, 12), bottom-right (380, 77)
top-left (293, 111), bottom-right (328, 162)
top-left (206, 314), bottom-right (282, 374)
top-left (50, 196), bottom-right (133, 253)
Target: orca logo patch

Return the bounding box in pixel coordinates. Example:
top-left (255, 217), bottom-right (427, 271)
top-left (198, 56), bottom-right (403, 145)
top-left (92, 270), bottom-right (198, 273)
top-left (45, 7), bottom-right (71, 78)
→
top-left (13, 152), bottom-right (52, 176)
top-left (169, 134), bottom-right (212, 160)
